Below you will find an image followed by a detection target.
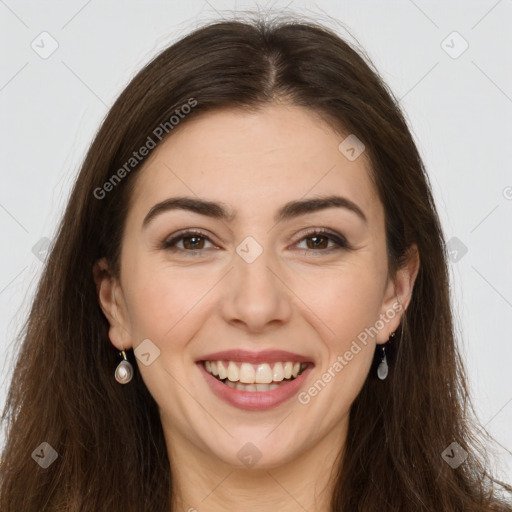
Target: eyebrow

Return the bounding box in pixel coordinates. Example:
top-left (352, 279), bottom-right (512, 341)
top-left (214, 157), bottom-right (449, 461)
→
top-left (142, 194), bottom-right (368, 228)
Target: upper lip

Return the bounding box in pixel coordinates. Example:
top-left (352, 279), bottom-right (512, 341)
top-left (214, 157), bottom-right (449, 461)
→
top-left (197, 349), bottom-right (314, 365)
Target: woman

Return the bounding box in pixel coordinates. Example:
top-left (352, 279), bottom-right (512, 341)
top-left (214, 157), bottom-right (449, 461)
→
top-left (1, 14), bottom-right (511, 512)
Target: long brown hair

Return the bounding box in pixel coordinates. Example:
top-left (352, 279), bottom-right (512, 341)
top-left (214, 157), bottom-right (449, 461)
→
top-left (1, 13), bottom-right (511, 512)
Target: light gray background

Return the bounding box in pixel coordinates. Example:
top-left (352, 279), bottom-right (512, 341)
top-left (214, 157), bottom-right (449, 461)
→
top-left (1, 0), bottom-right (511, 482)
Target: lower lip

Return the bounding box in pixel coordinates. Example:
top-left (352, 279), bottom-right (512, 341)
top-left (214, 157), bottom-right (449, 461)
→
top-left (197, 362), bottom-right (314, 411)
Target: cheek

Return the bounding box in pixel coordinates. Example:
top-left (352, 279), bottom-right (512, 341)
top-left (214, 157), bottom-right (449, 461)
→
top-left (294, 259), bottom-right (386, 340)
top-left (120, 266), bottom-right (211, 400)
top-left (292, 265), bottom-right (385, 425)
top-left (333, 277), bottom-right (384, 338)
top-left (290, 260), bottom-right (386, 395)
top-left (121, 258), bottom-right (223, 351)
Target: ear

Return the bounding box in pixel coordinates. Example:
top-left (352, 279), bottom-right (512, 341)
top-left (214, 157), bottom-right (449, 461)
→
top-left (376, 243), bottom-right (420, 343)
top-left (93, 258), bottom-right (133, 351)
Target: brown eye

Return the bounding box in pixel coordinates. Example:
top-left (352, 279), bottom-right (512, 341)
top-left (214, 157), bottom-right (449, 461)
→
top-left (181, 235), bottom-right (206, 250)
top-left (304, 235), bottom-right (330, 250)
top-left (162, 230), bottom-right (215, 252)
top-left (295, 229), bottom-right (349, 253)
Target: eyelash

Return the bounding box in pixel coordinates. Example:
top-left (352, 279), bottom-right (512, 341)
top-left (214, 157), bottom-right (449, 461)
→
top-left (161, 228), bottom-right (351, 255)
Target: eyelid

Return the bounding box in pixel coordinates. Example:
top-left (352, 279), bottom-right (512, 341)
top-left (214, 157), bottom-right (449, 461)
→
top-left (291, 227), bottom-right (351, 251)
top-left (161, 228), bottom-right (217, 250)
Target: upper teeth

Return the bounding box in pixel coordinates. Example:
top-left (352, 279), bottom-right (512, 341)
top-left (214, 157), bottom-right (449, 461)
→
top-left (204, 361), bottom-right (307, 384)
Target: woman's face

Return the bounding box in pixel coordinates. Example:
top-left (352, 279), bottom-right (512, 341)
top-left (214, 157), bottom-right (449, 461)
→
top-left (97, 103), bottom-right (416, 471)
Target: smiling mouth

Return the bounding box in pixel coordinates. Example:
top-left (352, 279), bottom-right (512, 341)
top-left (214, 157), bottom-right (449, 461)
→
top-left (202, 360), bottom-right (310, 392)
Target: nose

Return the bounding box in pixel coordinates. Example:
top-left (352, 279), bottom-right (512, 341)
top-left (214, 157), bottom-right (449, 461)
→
top-left (220, 243), bottom-right (293, 333)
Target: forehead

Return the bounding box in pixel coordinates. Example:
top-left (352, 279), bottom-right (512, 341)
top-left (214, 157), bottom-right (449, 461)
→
top-left (127, 104), bottom-right (382, 226)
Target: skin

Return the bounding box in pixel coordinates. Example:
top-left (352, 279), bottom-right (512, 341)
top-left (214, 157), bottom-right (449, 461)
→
top-left (95, 103), bottom-right (419, 511)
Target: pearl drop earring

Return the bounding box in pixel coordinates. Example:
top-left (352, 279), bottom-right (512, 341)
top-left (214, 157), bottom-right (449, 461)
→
top-left (115, 350), bottom-right (134, 384)
top-left (377, 331), bottom-right (395, 380)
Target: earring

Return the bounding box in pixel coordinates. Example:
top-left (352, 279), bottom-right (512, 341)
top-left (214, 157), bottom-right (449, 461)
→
top-left (377, 331), bottom-right (395, 380)
top-left (115, 350), bottom-right (134, 384)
